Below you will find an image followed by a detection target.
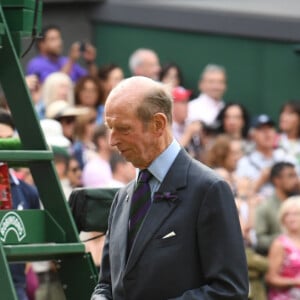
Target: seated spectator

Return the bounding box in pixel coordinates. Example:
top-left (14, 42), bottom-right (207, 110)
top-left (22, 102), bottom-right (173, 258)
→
top-left (216, 103), bottom-right (251, 153)
top-left (255, 162), bottom-right (300, 255)
top-left (25, 75), bottom-right (42, 116)
top-left (39, 72), bottom-right (74, 119)
top-left (235, 193), bottom-right (268, 300)
top-left (72, 108), bottom-right (98, 169)
top-left (278, 100), bottom-right (300, 173)
top-left (159, 63), bottom-right (184, 88)
top-left (235, 176), bottom-right (261, 248)
top-left (236, 114), bottom-right (295, 198)
top-left (74, 76), bottom-right (104, 123)
top-left (82, 124), bottom-right (112, 187)
top-left (205, 134), bottom-right (243, 187)
top-left (106, 151), bottom-right (136, 188)
top-left (42, 72), bottom-right (74, 105)
top-left (98, 64), bottom-right (124, 124)
top-left (26, 25), bottom-right (97, 83)
top-left (40, 119), bottom-right (73, 199)
top-left (188, 64), bottom-right (226, 125)
top-left (45, 100), bottom-right (89, 144)
top-left (128, 48), bottom-right (161, 80)
top-left (171, 86), bottom-right (201, 157)
top-left (67, 156), bottom-right (83, 188)
top-left (266, 196), bottom-right (300, 299)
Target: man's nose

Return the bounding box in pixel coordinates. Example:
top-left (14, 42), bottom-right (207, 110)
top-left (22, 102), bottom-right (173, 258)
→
top-left (109, 130), bottom-right (118, 147)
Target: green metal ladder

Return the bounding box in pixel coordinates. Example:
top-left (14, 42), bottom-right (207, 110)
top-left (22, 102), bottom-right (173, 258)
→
top-left (0, 1), bottom-right (98, 298)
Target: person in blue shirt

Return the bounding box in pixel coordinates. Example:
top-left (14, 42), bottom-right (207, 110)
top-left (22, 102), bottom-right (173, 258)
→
top-left (26, 25), bottom-right (97, 83)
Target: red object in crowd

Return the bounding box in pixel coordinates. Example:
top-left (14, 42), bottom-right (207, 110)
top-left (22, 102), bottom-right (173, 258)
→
top-left (0, 163), bottom-right (12, 209)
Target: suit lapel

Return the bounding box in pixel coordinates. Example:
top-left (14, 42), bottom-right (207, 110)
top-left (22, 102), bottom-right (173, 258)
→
top-left (112, 182), bottom-right (135, 270)
top-left (125, 149), bottom-right (191, 274)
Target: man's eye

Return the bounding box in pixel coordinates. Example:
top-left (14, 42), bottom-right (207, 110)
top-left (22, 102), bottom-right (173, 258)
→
top-left (119, 127), bottom-right (130, 133)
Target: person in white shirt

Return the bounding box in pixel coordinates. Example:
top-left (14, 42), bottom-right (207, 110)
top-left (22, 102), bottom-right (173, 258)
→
top-left (171, 86), bottom-right (202, 157)
top-left (188, 64), bottom-right (226, 125)
top-left (236, 114), bottom-right (296, 198)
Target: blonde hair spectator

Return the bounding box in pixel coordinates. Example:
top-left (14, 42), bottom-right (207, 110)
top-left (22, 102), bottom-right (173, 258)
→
top-left (279, 196), bottom-right (300, 231)
top-left (42, 72), bottom-right (74, 107)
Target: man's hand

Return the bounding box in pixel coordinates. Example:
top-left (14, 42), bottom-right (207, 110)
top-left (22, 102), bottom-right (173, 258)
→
top-left (68, 42), bottom-right (81, 62)
top-left (25, 74), bottom-right (39, 92)
top-left (82, 43), bottom-right (97, 64)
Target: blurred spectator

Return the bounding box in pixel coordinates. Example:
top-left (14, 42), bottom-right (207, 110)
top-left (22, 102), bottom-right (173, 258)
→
top-left (42, 72), bottom-right (74, 105)
top-left (106, 151), bottom-right (136, 187)
top-left (98, 64), bottom-right (124, 123)
top-left (128, 48), bottom-right (161, 80)
top-left (37, 119), bottom-right (71, 300)
top-left (159, 63), bottom-right (183, 88)
top-left (53, 146), bottom-right (72, 200)
top-left (235, 177), bottom-right (261, 247)
top-left (82, 124), bottom-right (112, 187)
top-left (0, 110), bottom-right (40, 300)
top-left (72, 108), bottom-right (98, 169)
top-left (196, 122), bottom-right (220, 162)
top-left (278, 100), bottom-right (300, 173)
top-left (67, 156), bottom-right (83, 188)
top-left (266, 196), bottom-right (300, 299)
top-left (188, 64), bottom-right (226, 125)
top-left (45, 100), bottom-right (89, 143)
top-left (205, 134), bottom-right (242, 186)
top-left (216, 103), bottom-right (250, 152)
top-left (40, 118), bottom-right (73, 199)
top-left (236, 114), bottom-right (294, 197)
top-left (26, 25), bottom-right (97, 83)
top-left (171, 86), bottom-right (201, 156)
top-left (255, 162), bottom-right (299, 255)
top-left (25, 74), bottom-right (42, 111)
top-left (40, 118), bottom-right (71, 149)
top-left (98, 64), bottom-right (124, 100)
top-left (0, 85), bottom-right (9, 111)
top-left (0, 108), bottom-right (16, 137)
top-left (75, 75), bottom-right (102, 107)
top-left (236, 194), bottom-right (269, 300)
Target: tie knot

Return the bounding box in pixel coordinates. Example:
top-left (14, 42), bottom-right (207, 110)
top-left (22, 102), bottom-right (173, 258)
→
top-left (138, 169), bottom-right (152, 183)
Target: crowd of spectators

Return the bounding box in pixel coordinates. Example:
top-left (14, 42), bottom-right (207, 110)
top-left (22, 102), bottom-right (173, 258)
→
top-left (1, 24), bottom-right (300, 299)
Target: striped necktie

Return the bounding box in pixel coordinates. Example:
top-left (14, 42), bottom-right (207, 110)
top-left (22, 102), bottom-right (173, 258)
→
top-left (128, 169), bottom-right (152, 250)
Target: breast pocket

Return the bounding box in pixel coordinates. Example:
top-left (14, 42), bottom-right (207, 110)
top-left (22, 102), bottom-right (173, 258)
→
top-left (153, 232), bottom-right (181, 248)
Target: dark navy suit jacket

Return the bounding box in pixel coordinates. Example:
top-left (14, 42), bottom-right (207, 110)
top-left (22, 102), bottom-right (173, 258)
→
top-left (91, 149), bottom-right (249, 300)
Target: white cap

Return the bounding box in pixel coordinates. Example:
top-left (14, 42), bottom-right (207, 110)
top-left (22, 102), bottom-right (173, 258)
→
top-left (40, 119), bottom-right (71, 148)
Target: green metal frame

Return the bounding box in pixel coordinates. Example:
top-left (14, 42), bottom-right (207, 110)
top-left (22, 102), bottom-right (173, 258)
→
top-left (0, 2), bottom-right (98, 298)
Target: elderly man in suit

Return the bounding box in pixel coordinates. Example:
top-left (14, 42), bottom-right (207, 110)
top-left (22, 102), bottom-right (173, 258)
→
top-left (91, 76), bottom-right (248, 300)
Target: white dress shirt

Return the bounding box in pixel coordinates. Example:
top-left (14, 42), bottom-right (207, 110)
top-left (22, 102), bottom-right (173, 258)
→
top-left (187, 93), bottom-right (224, 125)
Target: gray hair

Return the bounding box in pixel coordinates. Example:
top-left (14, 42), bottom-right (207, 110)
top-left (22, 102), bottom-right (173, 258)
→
top-left (128, 48), bottom-right (153, 74)
top-left (200, 64), bottom-right (226, 81)
top-left (136, 83), bottom-right (173, 126)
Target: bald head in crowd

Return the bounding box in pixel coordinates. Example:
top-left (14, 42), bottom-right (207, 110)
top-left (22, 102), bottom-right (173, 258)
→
top-left (128, 49), bottom-right (161, 81)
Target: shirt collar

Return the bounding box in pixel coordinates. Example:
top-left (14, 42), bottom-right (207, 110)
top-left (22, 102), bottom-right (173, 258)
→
top-left (147, 139), bottom-right (181, 183)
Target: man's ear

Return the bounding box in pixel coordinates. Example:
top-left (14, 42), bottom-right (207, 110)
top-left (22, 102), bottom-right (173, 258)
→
top-left (152, 113), bottom-right (168, 136)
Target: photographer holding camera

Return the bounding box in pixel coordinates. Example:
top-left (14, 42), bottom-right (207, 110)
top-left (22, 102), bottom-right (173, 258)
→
top-left (27, 25), bottom-right (97, 83)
